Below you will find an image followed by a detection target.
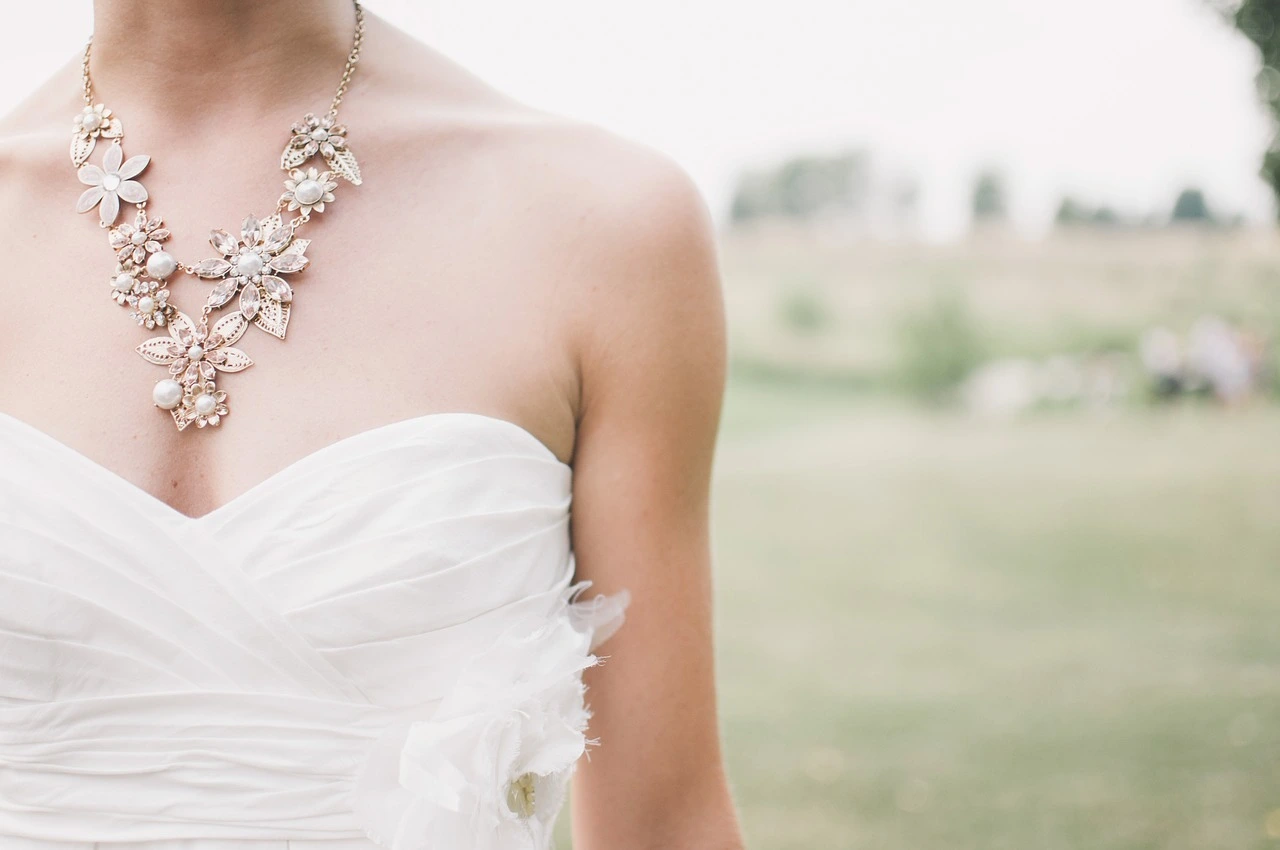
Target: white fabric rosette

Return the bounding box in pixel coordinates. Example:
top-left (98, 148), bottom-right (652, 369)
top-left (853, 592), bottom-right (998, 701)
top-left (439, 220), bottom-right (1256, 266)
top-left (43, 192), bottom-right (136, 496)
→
top-left (353, 584), bottom-right (629, 850)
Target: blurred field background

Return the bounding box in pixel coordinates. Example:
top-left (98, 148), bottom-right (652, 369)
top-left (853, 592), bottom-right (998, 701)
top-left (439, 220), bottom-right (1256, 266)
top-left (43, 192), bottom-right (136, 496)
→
top-left (708, 228), bottom-right (1280, 849)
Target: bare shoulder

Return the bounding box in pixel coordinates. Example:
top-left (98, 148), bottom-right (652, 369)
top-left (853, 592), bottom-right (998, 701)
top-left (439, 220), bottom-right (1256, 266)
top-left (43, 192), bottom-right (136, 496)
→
top-left (363, 16), bottom-right (724, 404)
top-left (0, 60), bottom-right (82, 204)
top-left (366, 16), bottom-right (719, 292)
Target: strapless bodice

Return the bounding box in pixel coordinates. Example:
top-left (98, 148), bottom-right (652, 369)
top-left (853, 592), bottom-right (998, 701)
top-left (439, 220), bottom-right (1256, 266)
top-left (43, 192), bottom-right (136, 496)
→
top-left (0, 413), bottom-right (626, 850)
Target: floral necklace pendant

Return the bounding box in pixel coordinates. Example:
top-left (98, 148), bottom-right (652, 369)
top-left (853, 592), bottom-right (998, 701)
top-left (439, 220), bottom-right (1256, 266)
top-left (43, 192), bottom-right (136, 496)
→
top-left (69, 1), bottom-right (365, 431)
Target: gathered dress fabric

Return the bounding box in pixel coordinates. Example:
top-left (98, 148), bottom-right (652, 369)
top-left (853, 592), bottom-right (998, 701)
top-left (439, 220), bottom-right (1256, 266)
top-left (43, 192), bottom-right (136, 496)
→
top-left (0, 412), bottom-right (627, 850)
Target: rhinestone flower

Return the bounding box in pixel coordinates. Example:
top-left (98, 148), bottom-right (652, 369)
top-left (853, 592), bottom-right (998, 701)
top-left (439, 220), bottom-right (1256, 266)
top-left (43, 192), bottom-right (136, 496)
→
top-left (137, 310), bottom-right (253, 384)
top-left (191, 213), bottom-right (310, 338)
top-left (281, 167), bottom-right (338, 216)
top-left (281, 112), bottom-right (361, 184)
top-left (70, 103), bottom-right (122, 167)
top-left (108, 210), bottom-right (170, 268)
top-left (135, 312), bottom-right (252, 431)
top-left (180, 379), bottom-right (230, 428)
top-left (76, 142), bottom-right (149, 226)
top-left (127, 282), bottom-right (171, 330)
top-left (108, 264), bottom-right (140, 306)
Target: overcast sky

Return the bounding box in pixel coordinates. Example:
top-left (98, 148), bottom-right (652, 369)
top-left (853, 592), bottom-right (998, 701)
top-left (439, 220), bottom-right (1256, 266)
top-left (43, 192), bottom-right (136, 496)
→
top-left (5, 0), bottom-right (1270, 239)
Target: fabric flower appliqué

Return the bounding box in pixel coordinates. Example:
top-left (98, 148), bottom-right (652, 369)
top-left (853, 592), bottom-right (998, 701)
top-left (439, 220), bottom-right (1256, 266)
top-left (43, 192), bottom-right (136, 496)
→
top-left (353, 587), bottom-right (629, 850)
top-left (76, 141), bottom-right (149, 226)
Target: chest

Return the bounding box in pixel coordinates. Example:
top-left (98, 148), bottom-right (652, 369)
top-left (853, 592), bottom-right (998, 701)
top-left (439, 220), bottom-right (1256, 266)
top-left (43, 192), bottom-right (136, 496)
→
top-left (0, 141), bottom-right (577, 515)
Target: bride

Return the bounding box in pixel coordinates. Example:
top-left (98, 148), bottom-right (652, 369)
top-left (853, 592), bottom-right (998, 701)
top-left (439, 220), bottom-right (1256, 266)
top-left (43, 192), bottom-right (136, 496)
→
top-left (0, 1), bottom-right (742, 848)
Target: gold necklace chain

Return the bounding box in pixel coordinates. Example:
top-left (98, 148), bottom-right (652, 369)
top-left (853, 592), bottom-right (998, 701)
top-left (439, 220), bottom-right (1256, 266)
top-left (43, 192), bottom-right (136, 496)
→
top-left (68, 0), bottom-right (366, 431)
top-left (80, 1), bottom-right (366, 115)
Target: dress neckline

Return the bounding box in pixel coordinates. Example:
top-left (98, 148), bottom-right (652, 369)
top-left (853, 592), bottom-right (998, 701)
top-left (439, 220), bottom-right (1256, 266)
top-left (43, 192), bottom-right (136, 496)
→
top-left (0, 410), bottom-right (568, 524)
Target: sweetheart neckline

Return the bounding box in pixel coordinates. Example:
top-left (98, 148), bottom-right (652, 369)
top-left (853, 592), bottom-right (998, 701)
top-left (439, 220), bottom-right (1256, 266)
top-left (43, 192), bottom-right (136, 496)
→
top-left (0, 410), bottom-right (569, 523)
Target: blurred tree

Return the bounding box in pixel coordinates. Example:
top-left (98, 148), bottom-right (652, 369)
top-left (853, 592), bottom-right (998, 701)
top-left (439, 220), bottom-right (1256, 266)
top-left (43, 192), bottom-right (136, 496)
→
top-left (891, 176), bottom-right (922, 233)
top-left (1055, 196), bottom-right (1129, 228)
top-left (897, 289), bottom-right (985, 404)
top-left (971, 169), bottom-right (1008, 223)
top-left (729, 150), bottom-right (870, 224)
top-left (1092, 206), bottom-right (1121, 226)
top-left (1055, 196), bottom-right (1090, 225)
top-left (1171, 187), bottom-right (1214, 222)
top-left (1215, 0), bottom-right (1280, 215)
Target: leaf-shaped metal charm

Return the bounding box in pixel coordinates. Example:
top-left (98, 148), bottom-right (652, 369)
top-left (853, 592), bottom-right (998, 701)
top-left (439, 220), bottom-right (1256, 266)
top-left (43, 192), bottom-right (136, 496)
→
top-left (212, 310), bottom-right (249, 344)
top-left (167, 310), bottom-right (197, 343)
top-left (170, 408), bottom-right (191, 431)
top-left (261, 213), bottom-right (284, 235)
top-left (136, 336), bottom-right (180, 364)
top-left (281, 143), bottom-right (310, 170)
top-left (213, 347), bottom-right (253, 373)
top-left (71, 134), bottom-right (94, 167)
top-left (239, 284), bottom-right (261, 319)
top-left (282, 238), bottom-right (310, 256)
top-left (100, 117), bottom-right (123, 139)
top-left (326, 146), bottom-right (362, 185)
top-left (253, 297), bottom-right (290, 339)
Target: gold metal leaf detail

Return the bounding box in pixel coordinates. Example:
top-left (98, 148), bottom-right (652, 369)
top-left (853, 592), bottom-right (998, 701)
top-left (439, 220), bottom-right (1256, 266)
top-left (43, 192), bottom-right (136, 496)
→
top-left (212, 311), bottom-right (249, 344)
top-left (253, 297), bottom-right (290, 339)
top-left (213, 347), bottom-right (253, 373)
top-left (280, 143), bottom-right (310, 170)
top-left (326, 146), bottom-right (362, 185)
top-left (70, 134), bottom-right (94, 168)
top-left (136, 337), bottom-right (180, 365)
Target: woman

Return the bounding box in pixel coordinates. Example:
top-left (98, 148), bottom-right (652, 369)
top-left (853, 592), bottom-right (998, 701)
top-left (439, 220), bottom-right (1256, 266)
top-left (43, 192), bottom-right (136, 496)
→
top-left (0, 1), bottom-right (742, 848)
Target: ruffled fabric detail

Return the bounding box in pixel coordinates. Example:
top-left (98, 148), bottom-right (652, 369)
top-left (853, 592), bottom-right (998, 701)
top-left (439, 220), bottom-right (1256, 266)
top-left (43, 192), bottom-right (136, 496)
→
top-left (351, 584), bottom-right (628, 850)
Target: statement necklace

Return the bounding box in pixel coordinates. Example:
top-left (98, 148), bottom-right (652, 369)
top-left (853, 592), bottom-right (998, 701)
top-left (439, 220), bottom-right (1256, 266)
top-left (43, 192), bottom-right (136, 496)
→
top-left (70, 1), bottom-right (365, 430)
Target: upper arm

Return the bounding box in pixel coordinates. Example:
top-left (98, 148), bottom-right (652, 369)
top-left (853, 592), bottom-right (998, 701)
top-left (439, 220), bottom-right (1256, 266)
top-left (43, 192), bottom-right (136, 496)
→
top-left (562, 141), bottom-right (740, 848)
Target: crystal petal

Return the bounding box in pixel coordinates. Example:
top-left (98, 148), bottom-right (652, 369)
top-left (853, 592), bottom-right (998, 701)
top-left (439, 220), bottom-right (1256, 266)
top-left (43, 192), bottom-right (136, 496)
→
top-left (241, 215), bottom-right (261, 246)
top-left (193, 257), bottom-right (233, 278)
top-left (239, 284), bottom-right (261, 319)
top-left (260, 275), bottom-right (293, 302)
top-left (268, 253), bottom-right (309, 274)
top-left (206, 278), bottom-right (239, 308)
top-left (209, 229), bottom-right (237, 256)
top-left (262, 227), bottom-right (292, 253)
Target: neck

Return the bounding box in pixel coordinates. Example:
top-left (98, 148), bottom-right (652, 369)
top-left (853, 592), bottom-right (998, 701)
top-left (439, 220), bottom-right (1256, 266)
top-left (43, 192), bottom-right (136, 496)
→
top-left (87, 0), bottom-right (357, 119)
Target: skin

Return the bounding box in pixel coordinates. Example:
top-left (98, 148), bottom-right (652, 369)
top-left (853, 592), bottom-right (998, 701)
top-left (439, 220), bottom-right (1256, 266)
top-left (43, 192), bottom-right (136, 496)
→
top-left (0, 1), bottom-right (742, 847)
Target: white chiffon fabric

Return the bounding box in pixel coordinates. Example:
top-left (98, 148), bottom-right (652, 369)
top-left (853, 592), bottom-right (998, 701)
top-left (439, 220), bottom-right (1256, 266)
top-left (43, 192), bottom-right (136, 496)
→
top-left (0, 412), bottom-right (627, 850)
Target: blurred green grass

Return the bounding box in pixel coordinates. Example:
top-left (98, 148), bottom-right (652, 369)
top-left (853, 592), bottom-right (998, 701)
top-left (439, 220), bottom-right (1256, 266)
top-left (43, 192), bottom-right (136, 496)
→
top-left (560, 229), bottom-right (1280, 848)
top-left (713, 378), bottom-right (1280, 850)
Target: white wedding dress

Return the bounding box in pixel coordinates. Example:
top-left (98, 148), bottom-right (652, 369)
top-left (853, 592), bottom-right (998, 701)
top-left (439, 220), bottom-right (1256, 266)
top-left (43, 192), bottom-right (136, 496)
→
top-left (0, 411), bottom-right (627, 850)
